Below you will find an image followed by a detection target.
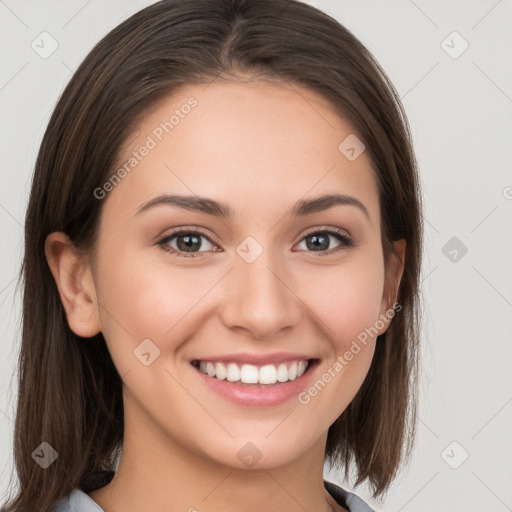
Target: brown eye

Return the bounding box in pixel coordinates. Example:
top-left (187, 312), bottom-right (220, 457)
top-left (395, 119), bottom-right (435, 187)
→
top-left (295, 228), bottom-right (354, 255)
top-left (157, 230), bottom-right (218, 258)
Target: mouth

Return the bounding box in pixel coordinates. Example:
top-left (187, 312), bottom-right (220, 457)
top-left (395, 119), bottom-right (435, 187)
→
top-left (190, 358), bottom-right (320, 388)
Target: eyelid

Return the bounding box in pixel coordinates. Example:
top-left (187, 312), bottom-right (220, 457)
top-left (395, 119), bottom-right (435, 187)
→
top-left (300, 225), bottom-right (351, 240)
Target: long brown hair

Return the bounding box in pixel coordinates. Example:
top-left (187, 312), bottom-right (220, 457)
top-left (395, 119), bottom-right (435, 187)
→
top-left (2, 0), bottom-right (423, 510)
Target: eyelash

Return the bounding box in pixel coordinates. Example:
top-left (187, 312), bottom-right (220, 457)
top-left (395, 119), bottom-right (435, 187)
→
top-left (156, 227), bottom-right (355, 259)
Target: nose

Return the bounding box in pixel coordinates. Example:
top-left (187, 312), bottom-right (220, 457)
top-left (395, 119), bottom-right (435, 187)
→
top-left (219, 246), bottom-right (303, 340)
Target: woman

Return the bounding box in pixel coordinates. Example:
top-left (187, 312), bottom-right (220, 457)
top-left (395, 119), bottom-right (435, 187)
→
top-left (2, 0), bottom-right (423, 511)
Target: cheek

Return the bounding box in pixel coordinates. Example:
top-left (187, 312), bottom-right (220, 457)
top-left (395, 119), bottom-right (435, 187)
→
top-left (286, 252), bottom-right (384, 395)
top-left (304, 255), bottom-right (385, 349)
top-left (94, 245), bottom-right (218, 362)
top-left (293, 259), bottom-right (384, 424)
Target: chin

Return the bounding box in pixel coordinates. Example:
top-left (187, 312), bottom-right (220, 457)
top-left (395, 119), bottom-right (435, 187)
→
top-left (202, 433), bottom-right (315, 471)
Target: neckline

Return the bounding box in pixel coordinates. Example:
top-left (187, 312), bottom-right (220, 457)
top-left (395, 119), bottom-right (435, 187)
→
top-left (73, 479), bottom-right (352, 511)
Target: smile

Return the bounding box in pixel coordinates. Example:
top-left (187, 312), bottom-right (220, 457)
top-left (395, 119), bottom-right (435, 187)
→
top-left (190, 357), bottom-right (320, 406)
top-left (192, 359), bottom-right (312, 385)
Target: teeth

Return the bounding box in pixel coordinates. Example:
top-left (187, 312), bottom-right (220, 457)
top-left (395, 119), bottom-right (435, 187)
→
top-left (226, 363), bottom-right (240, 382)
top-left (276, 363), bottom-right (288, 382)
top-left (259, 364), bottom-right (277, 385)
top-left (288, 361), bottom-right (298, 380)
top-left (215, 362), bottom-right (227, 380)
top-left (196, 359), bottom-right (311, 384)
top-left (240, 364), bottom-right (259, 383)
top-left (206, 362), bottom-right (216, 377)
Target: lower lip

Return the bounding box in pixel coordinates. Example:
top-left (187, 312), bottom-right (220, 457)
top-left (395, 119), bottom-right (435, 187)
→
top-left (192, 361), bottom-right (318, 407)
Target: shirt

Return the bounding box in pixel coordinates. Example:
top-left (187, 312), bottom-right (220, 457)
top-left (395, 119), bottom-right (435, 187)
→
top-left (50, 471), bottom-right (376, 511)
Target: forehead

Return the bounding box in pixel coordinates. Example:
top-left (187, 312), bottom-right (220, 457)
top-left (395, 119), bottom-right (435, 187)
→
top-left (106, 79), bottom-right (380, 225)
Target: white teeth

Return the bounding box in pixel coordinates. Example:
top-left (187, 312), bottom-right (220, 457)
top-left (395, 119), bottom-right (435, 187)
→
top-left (240, 364), bottom-right (259, 384)
top-left (226, 363), bottom-right (240, 382)
top-left (215, 362), bottom-right (227, 380)
top-left (288, 361), bottom-right (298, 380)
top-left (259, 364), bottom-right (277, 385)
top-left (196, 359), bottom-right (312, 384)
top-left (276, 363), bottom-right (288, 382)
top-left (206, 362), bottom-right (216, 377)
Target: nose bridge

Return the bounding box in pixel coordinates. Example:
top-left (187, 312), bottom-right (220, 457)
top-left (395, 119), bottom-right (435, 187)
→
top-left (220, 235), bottom-right (302, 338)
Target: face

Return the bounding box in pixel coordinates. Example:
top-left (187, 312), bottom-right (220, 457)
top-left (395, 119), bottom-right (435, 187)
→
top-left (57, 79), bottom-right (404, 471)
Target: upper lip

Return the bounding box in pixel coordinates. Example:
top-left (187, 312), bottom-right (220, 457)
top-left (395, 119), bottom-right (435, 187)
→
top-left (191, 352), bottom-right (318, 366)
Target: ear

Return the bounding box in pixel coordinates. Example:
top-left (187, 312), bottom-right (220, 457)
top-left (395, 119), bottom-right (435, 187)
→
top-left (377, 238), bottom-right (406, 336)
top-left (45, 232), bottom-right (101, 338)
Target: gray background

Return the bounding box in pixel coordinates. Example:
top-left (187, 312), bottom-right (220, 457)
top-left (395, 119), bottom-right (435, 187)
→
top-left (1, 0), bottom-right (511, 510)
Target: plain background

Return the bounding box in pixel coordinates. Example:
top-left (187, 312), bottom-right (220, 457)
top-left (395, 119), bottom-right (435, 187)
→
top-left (1, 1), bottom-right (511, 510)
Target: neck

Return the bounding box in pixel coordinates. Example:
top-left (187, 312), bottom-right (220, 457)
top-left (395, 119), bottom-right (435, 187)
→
top-left (88, 396), bottom-right (343, 512)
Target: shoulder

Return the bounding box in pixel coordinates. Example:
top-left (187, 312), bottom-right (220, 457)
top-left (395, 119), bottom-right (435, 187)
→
top-left (52, 489), bottom-right (104, 512)
top-left (323, 480), bottom-right (377, 512)
top-left (51, 469), bottom-right (114, 511)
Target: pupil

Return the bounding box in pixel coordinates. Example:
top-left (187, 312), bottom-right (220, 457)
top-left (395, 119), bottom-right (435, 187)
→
top-left (177, 234), bottom-right (201, 252)
top-left (307, 233), bottom-right (328, 251)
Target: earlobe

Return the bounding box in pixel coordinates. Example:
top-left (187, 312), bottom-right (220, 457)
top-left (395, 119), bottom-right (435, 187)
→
top-left (377, 239), bottom-right (406, 336)
top-left (44, 232), bottom-right (101, 338)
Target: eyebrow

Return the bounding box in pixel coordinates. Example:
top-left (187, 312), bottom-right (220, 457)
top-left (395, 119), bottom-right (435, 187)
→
top-left (135, 193), bottom-right (370, 221)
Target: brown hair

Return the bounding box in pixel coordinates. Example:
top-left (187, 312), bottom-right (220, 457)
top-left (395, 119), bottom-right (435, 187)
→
top-left (2, 0), bottom-right (423, 510)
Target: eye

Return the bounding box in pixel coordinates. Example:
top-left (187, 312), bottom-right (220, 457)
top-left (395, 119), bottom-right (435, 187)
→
top-left (157, 227), bottom-right (355, 259)
top-left (157, 229), bottom-right (219, 258)
top-left (294, 228), bottom-right (354, 255)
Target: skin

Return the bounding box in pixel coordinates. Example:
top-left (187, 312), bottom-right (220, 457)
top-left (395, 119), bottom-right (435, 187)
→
top-left (46, 77), bottom-right (405, 512)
